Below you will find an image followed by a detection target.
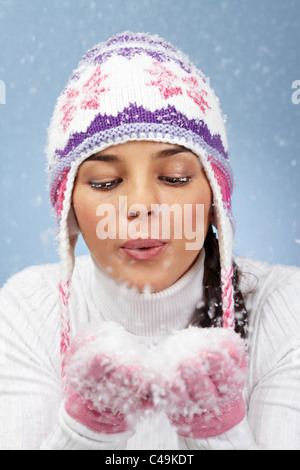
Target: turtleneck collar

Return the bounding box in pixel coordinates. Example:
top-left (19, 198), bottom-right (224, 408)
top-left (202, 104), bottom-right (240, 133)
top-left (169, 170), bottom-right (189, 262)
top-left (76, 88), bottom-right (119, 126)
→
top-left (90, 249), bottom-right (205, 339)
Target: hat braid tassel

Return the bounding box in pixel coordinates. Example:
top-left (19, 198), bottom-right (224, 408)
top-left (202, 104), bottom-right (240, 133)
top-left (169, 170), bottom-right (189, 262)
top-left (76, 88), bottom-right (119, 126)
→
top-left (59, 281), bottom-right (71, 393)
top-left (221, 266), bottom-right (235, 329)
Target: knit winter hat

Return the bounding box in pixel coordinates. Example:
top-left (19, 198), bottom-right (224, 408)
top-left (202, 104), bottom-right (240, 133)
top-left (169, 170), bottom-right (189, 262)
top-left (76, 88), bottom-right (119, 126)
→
top-left (46, 32), bottom-right (235, 373)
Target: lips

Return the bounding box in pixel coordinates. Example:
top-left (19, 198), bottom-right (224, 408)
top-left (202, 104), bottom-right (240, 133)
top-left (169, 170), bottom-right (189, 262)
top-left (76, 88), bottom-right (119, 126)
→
top-left (121, 238), bottom-right (167, 261)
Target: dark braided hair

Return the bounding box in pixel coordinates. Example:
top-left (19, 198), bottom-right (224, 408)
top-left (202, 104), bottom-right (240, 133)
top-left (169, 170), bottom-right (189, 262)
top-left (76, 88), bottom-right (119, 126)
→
top-left (190, 224), bottom-right (248, 339)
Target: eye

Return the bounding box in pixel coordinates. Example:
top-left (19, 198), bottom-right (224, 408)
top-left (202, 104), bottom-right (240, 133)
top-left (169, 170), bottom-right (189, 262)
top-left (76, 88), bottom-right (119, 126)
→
top-left (90, 179), bottom-right (122, 190)
top-left (159, 176), bottom-right (191, 186)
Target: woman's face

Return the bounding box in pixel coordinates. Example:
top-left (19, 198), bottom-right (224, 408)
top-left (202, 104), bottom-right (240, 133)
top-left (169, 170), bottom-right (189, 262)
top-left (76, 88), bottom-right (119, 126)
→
top-left (72, 141), bottom-right (213, 292)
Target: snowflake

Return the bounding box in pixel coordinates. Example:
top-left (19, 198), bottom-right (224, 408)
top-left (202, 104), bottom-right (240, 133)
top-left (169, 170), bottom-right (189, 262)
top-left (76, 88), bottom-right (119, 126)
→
top-left (80, 67), bottom-right (110, 110)
top-left (59, 68), bottom-right (110, 132)
top-left (145, 61), bottom-right (183, 100)
top-left (182, 76), bottom-right (211, 114)
top-left (60, 88), bottom-right (79, 132)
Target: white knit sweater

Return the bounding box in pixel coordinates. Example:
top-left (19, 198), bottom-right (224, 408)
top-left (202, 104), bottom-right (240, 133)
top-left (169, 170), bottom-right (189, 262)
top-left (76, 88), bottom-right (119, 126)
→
top-left (0, 250), bottom-right (300, 450)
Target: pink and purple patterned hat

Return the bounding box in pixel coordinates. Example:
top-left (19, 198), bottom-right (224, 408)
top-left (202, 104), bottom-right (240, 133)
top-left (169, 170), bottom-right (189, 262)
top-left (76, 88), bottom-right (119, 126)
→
top-left (46, 31), bottom-right (236, 375)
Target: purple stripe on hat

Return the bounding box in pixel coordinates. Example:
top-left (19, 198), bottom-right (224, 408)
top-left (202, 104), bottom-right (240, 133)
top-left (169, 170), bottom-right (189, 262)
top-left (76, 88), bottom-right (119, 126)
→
top-left (81, 47), bottom-right (192, 74)
top-left (84, 33), bottom-right (178, 63)
top-left (105, 32), bottom-right (179, 55)
top-left (56, 103), bottom-right (227, 161)
top-left (52, 123), bottom-right (230, 178)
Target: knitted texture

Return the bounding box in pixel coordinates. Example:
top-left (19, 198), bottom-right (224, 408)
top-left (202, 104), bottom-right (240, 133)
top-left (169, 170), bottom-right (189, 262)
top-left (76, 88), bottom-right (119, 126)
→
top-left (45, 32), bottom-right (236, 382)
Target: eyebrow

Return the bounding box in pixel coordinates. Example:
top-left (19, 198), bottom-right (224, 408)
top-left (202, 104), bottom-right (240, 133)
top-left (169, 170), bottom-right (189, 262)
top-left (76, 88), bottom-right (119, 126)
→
top-left (85, 146), bottom-right (194, 163)
top-left (154, 146), bottom-right (194, 160)
top-left (85, 154), bottom-right (120, 162)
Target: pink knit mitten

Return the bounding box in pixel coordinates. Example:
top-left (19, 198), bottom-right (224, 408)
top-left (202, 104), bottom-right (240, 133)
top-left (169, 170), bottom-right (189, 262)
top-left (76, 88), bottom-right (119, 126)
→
top-left (64, 322), bottom-right (153, 434)
top-left (158, 327), bottom-right (247, 439)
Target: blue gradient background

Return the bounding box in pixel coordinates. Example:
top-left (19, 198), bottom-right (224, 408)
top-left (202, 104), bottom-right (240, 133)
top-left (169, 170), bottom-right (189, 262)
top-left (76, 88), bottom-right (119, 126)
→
top-left (0, 0), bottom-right (299, 287)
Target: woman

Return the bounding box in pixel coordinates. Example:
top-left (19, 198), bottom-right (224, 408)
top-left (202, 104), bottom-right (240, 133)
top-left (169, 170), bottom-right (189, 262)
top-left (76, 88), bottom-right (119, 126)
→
top-left (0, 31), bottom-right (299, 450)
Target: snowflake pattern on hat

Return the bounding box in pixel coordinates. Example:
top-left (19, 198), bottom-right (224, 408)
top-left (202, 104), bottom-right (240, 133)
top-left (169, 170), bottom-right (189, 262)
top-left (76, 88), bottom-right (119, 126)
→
top-left (145, 61), bottom-right (183, 100)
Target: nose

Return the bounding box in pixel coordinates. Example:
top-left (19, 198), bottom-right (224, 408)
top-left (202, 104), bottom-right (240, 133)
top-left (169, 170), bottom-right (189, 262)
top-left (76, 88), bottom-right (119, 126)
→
top-left (126, 178), bottom-right (160, 220)
top-left (127, 209), bottom-right (152, 221)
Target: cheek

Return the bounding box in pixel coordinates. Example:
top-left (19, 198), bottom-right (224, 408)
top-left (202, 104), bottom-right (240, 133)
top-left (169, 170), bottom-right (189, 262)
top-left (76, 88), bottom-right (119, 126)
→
top-left (183, 185), bottom-right (212, 227)
top-left (73, 188), bottom-right (121, 247)
top-left (72, 188), bottom-right (99, 238)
